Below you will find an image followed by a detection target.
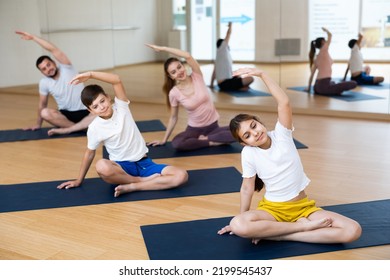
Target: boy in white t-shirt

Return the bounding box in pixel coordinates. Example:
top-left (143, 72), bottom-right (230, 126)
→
top-left (343, 33), bottom-right (384, 85)
top-left (218, 68), bottom-right (361, 245)
top-left (57, 71), bottom-right (188, 197)
top-left (209, 22), bottom-right (254, 91)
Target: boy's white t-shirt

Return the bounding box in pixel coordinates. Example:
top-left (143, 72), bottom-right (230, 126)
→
top-left (241, 121), bottom-right (310, 202)
top-left (349, 44), bottom-right (364, 73)
top-left (215, 40), bottom-right (233, 81)
top-left (87, 97), bottom-right (148, 162)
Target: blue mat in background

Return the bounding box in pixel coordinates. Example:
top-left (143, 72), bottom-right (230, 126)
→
top-left (0, 119), bottom-right (166, 143)
top-left (0, 167), bottom-right (242, 213)
top-left (327, 78), bottom-right (389, 90)
top-left (287, 86), bottom-right (384, 102)
top-left (214, 86), bottom-right (271, 97)
top-left (141, 199), bottom-right (390, 260)
top-left (103, 139), bottom-right (308, 159)
top-left (349, 82), bottom-right (390, 90)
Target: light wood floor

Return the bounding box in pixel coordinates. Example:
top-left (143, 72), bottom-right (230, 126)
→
top-left (0, 63), bottom-right (390, 260)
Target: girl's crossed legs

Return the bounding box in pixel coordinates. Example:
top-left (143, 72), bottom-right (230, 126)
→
top-left (227, 208), bottom-right (361, 244)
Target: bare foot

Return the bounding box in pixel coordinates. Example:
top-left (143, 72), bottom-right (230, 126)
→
top-left (209, 141), bottom-right (225, 147)
top-left (114, 183), bottom-right (135, 197)
top-left (303, 217), bottom-right (332, 231)
top-left (114, 174), bottom-right (161, 197)
top-left (198, 135), bottom-right (226, 146)
top-left (252, 238), bottom-right (261, 245)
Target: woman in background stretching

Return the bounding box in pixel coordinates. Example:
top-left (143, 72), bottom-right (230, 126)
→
top-left (145, 44), bottom-right (235, 151)
top-left (307, 27), bottom-right (357, 95)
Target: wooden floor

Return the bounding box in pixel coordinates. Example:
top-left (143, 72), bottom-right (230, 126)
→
top-left (0, 63), bottom-right (390, 260)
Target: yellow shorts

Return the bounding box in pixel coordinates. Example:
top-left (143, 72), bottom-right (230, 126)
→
top-left (256, 196), bottom-right (322, 222)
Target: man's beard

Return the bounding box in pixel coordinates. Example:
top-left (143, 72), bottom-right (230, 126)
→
top-left (48, 68), bottom-right (58, 78)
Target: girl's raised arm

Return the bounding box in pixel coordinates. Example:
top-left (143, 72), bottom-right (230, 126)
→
top-left (233, 68), bottom-right (292, 129)
top-left (145, 44), bottom-right (202, 76)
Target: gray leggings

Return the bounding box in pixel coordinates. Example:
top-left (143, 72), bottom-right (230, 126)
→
top-left (172, 121), bottom-right (235, 151)
top-left (314, 78), bottom-right (357, 96)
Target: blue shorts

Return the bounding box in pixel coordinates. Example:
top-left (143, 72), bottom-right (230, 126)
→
top-left (351, 72), bottom-right (375, 85)
top-left (115, 157), bottom-right (167, 177)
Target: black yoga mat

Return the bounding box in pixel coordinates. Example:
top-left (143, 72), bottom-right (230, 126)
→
top-left (0, 119), bottom-right (166, 143)
top-left (103, 139), bottom-right (308, 159)
top-left (141, 199), bottom-right (390, 260)
top-left (287, 86), bottom-right (384, 102)
top-left (214, 87), bottom-right (271, 97)
top-left (0, 167), bottom-right (242, 213)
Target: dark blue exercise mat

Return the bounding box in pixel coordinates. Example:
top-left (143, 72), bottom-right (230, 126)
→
top-left (0, 119), bottom-right (166, 143)
top-left (0, 167), bottom-right (242, 213)
top-left (214, 86), bottom-right (271, 97)
top-left (141, 199), bottom-right (390, 260)
top-left (103, 139), bottom-right (308, 159)
top-left (134, 119), bottom-right (166, 132)
top-left (287, 86), bottom-right (384, 102)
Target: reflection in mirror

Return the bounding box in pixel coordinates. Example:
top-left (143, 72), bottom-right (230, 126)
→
top-left (34, 0), bottom-right (389, 119)
top-left (280, 0), bottom-right (390, 118)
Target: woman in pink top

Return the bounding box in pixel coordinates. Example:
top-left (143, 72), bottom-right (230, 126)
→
top-left (146, 44), bottom-right (235, 151)
top-left (307, 27), bottom-right (356, 95)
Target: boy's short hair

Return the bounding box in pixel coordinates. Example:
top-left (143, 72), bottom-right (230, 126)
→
top-left (36, 55), bottom-right (54, 69)
top-left (348, 39), bottom-right (357, 49)
top-left (81, 84), bottom-right (106, 108)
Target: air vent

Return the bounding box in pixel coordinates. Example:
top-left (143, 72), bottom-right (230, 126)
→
top-left (275, 38), bottom-right (300, 56)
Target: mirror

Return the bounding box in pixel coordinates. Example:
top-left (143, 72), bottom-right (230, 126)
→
top-left (279, 0), bottom-right (390, 118)
top-left (5, 0), bottom-right (387, 118)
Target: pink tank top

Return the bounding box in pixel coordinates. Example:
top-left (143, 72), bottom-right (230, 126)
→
top-left (314, 43), bottom-right (333, 79)
top-left (169, 72), bottom-right (219, 127)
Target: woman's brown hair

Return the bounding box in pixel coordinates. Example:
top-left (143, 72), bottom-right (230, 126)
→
top-left (308, 37), bottom-right (324, 68)
top-left (162, 57), bottom-right (182, 108)
top-left (229, 113), bottom-right (264, 192)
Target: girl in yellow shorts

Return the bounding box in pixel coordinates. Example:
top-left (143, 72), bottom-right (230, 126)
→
top-left (218, 68), bottom-right (361, 244)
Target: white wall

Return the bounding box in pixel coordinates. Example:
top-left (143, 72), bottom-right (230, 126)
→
top-left (0, 0), bottom-right (43, 87)
top-left (255, 0), bottom-right (308, 62)
top-left (0, 0), bottom-right (312, 87)
top-left (0, 0), bottom-right (160, 87)
top-left (280, 0), bottom-right (308, 62)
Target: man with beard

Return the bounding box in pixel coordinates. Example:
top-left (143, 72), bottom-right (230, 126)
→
top-left (15, 30), bottom-right (95, 136)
